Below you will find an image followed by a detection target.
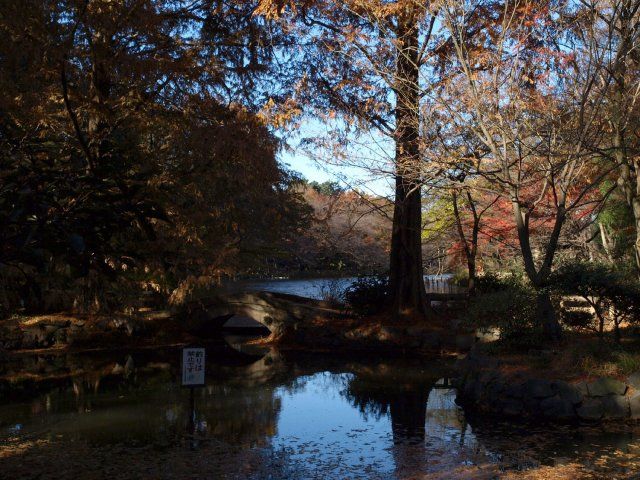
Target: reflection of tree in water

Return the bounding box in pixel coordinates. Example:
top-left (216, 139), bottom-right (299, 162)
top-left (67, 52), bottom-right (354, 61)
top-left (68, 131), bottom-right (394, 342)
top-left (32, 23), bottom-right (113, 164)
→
top-left (193, 384), bottom-right (282, 447)
top-left (341, 365), bottom-right (484, 478)
top-left (344, 369), bottom-right (431, 444)
top-left (0, 347), bottom-right (292, 450)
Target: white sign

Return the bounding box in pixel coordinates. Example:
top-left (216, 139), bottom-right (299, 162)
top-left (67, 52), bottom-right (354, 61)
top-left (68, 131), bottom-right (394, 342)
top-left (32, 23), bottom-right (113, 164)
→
top-left (181, 348), bottom-right (205, 386)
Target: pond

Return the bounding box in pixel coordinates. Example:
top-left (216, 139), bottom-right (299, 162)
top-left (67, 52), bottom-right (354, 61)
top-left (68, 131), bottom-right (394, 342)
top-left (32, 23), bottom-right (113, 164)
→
top-left (2, 342), bottom-right (640, 479)
top-left (237, 274), bottom-right (464, 300)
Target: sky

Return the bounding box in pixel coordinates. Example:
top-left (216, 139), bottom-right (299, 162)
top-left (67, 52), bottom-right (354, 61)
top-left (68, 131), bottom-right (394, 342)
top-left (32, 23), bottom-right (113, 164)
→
top-left (277, 119), bottom-right (395, 198)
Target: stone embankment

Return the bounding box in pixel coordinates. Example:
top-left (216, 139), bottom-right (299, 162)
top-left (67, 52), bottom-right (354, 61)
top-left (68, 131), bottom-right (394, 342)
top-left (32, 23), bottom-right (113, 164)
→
top-left (455, 351), bottom-right (640, 421)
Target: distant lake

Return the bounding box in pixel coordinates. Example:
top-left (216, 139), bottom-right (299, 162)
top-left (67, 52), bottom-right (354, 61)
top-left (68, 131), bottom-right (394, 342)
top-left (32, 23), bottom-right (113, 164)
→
top-left (237, 274), bottom-right (464, 300)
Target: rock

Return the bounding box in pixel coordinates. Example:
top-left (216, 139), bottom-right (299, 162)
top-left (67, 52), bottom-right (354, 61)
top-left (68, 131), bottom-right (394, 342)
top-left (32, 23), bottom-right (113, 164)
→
top-left (552, 381), bottom-right (583, 405)
top-left (627, 372), bottom-right (640, 391)
top-left (575, 381), bottom-right (590, 396)
top-left (577, 398), bottom-right (604, 421)
top-left (629, 393), bottom-right (640, 419)
top-left (587, 377), bottom-right (627, 397)
top-left (525, 379), bottom-right (554, 399)
top-left (601, 395), bottom-right (630, 419)
top-left (540, 395), bottom-right (576, 419)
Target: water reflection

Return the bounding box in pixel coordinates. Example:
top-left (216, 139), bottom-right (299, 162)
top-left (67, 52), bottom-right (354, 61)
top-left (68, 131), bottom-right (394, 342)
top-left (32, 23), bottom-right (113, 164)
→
top-left (2, 347), bottom-right (640, 478)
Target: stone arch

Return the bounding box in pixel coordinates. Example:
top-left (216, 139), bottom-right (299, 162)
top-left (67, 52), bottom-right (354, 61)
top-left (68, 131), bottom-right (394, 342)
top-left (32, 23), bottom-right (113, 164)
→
top-left (181, 291), bottom-right (346, 341)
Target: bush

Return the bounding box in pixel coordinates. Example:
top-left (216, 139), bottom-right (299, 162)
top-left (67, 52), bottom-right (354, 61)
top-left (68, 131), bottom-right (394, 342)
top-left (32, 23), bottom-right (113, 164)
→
top-left (318, 279), bottom-right (346, 306)
top-left (550, 262), bottom-right (640, 340)
top-left (344, 275), bottom-right (389, 316)
top-left (451, 268), bottom-right (469, 287)
top-left (464, 275), bottom-right (543, 349)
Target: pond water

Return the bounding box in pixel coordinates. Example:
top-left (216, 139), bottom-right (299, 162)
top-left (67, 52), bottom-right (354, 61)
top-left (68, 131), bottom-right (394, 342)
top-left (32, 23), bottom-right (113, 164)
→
top-left (238, 274), bottom-right (464, 300)
top-left (2, 342), bottom-right (640, 479)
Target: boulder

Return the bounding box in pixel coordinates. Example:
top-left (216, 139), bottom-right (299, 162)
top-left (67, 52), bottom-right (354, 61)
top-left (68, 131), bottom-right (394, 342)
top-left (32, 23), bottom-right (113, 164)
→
top-left (577, 398), bottom-right (604, 421)
top-left (552, 381), bottom-right (583, 405)
top-left (626, 372), bottom-right (640, 391)
top-left (540, 395), bottom-right (576, 419)
top-left (575, 381), bottom-right (590, 396)
top-left (587, 377), bottom-right (627, 397)
top-left (601, 395), bottom-right (630, 419)
top-left (629, 393), bottom-right (640, 419)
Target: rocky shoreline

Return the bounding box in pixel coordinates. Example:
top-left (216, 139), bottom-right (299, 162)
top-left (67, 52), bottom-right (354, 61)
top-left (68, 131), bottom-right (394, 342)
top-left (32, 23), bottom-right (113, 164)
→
top-left (455, 351), bottom-right (640, 422)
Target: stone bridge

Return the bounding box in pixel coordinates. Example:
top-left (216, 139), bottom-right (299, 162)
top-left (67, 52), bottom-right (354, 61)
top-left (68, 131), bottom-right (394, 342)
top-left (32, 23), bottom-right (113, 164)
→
top-left (179, 291), bottom-right (348, 341)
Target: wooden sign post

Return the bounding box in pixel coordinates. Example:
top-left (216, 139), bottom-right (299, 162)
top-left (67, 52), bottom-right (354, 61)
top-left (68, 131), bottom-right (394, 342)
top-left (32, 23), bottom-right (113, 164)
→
top-left (181, 347), bottom-right (205, 448)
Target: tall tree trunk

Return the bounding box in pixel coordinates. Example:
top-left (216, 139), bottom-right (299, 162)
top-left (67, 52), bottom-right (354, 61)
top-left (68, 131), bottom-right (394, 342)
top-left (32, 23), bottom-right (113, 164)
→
top-left (389, 6), bottom-right (429, 318)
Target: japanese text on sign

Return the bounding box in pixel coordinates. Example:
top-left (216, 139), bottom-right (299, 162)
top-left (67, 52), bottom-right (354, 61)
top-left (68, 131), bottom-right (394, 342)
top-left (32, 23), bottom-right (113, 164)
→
top-left (182, 348), bottom-right (205, 386)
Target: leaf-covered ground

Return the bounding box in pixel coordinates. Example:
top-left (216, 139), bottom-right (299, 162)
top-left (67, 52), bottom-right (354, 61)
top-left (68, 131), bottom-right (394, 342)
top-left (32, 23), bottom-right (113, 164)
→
top-left (2, 426), bottom-right (640, 480)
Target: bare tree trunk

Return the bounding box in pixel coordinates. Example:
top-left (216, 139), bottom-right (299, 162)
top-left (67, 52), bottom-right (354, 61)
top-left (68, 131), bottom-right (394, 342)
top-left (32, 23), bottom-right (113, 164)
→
top-left (452, 191), bottom-right (479, 294)
top-left (512, 199), bottom-right (563, 341)
top-left (599, 222), bottom-right (615, 264)
top-left (389, 6), bottom-right (429, 318)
